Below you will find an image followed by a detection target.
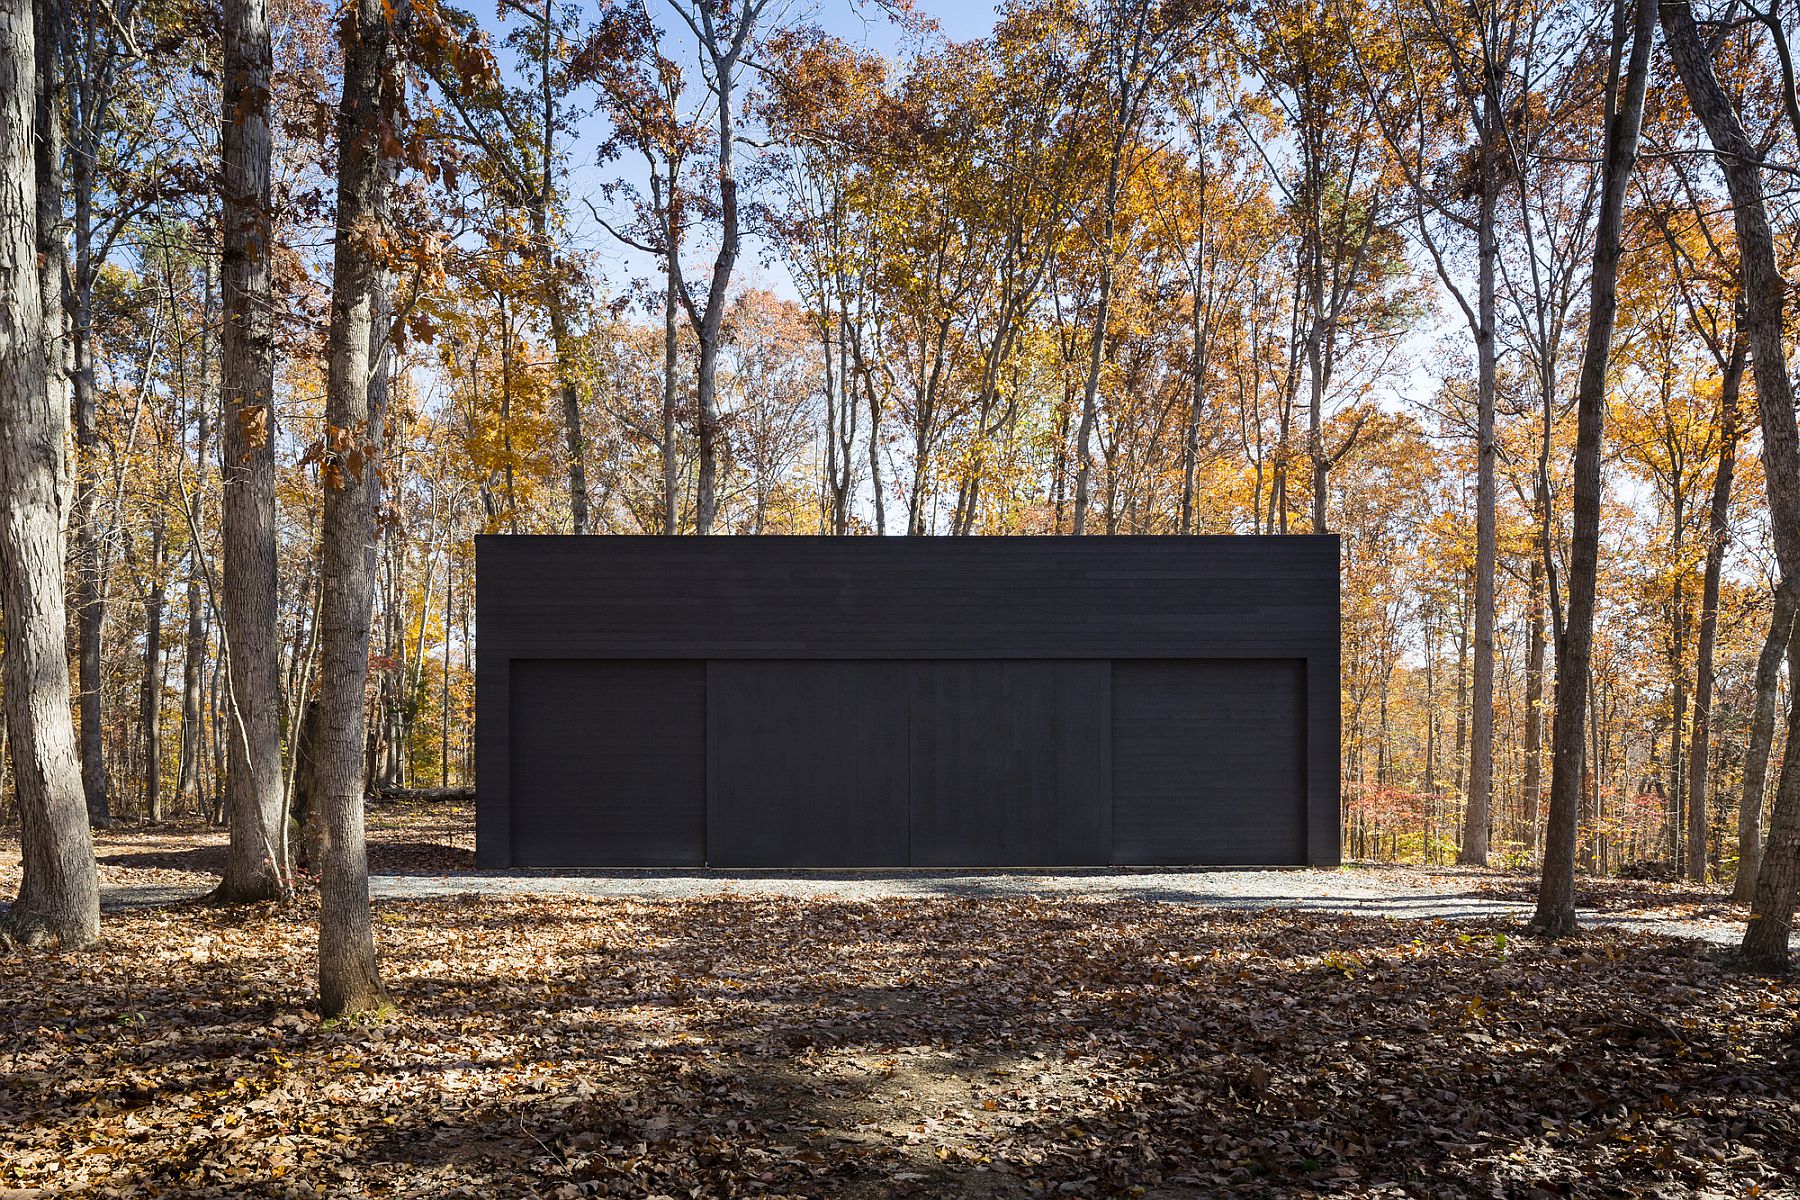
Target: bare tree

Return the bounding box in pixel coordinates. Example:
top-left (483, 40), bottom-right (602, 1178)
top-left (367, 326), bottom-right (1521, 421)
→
top-left (664, 0), bottom-right (771, 534)
top-left (0, 0), bottom-right (100, 948)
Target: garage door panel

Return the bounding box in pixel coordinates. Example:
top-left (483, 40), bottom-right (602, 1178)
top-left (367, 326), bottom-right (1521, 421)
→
top-left (707, 661), bottom-right (911, 867)
top-left (908, 661), bottom-right (1109, 866)
top-left (508, 660), bottom-right (705, 867)
top-left (1112, 660), bottom-right (1306, 865)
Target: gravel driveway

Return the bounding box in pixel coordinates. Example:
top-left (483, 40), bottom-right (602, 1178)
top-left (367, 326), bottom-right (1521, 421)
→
top-left (87, 864), bottom-right (1743, 946)
top-left (339, 866), bottom-right (1741, 944)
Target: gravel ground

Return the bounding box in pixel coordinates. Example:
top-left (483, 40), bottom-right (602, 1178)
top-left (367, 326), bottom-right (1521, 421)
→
top-left (26, 810), bottom-right (1739, 945)
top-left (346, 867), bottom-right (1741, 943)
top-left (92, 870), bottom-right (1743, 943)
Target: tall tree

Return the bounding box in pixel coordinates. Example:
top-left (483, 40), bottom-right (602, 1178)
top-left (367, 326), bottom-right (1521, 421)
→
top-left (1068, 0), bottom-right (1208, 535)
top-left (1358, 0), bottom-right (1527, 865)
top-left (665, 0), bottom-right (771, 534)
top-left (1531, 0), bottom-right (1655, 936)
top-left (213, 0), bottom-right (288, 902)
top-left (315, 0), bottom-right (400, 1016)
top-left (1662, 0), bottom-right (1800, 966)
top-left (0, 0), bottom-right (100, 948)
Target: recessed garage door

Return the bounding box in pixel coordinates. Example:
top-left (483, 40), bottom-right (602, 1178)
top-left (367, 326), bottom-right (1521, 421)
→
top-left (507, 660), bottom-right (706, 867)
top-left (1111, 659), bottom-right (1308, 865)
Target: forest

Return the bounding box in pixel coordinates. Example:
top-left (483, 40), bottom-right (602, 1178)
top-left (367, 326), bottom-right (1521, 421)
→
top-left (3, 0), bottom-right (1800, 1192)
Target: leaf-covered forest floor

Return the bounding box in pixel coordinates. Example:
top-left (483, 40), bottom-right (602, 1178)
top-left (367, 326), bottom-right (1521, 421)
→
top-left (2, 804), bottom-right (1797, 1198)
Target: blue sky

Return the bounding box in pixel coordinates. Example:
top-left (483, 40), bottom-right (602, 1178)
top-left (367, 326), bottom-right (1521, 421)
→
top-left (545, 0), bottom-right (1002, 306)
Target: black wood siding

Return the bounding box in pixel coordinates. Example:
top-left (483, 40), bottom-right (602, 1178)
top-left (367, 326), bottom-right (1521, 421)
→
top-left (506, 661), bottom-right (706, 867)
top-left (477, 536), bottom-right (1340, 868)
top-left (708, 661), bottom-right (912, 867)
top-left (907, 661), bottom-right (1110, 866)
top-left (1111, 660), bottom-right (1308, 865)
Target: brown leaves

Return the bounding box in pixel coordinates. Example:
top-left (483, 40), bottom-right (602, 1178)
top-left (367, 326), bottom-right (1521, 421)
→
top-left (1, 813), bottom-right (1797, 1198)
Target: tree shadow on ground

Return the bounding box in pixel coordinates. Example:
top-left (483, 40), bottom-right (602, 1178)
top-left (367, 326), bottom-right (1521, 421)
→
top-left (1, 894), bottom-right (1795, 1198)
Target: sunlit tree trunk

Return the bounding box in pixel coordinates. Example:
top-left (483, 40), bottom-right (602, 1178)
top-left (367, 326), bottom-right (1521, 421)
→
top-left (214, 0), bottom-right (288, 902)
top-left (47, 0), bottom-right (111, 828)
top-left (179, 260), bottom-right (215, 811)
top-left (315, 0), bottom-right (398, 1016)
top-left (1686, 340), bottom-right (1743, 882)
top-left (0, 0), bottom-right (100, 948)
top-left (1663, 0), bottom-right (1800, 965)
top-left (525, 0), bottom-right (590, 539)
top-left (1534, 0), bottom-right (1654, 936)
top-left (1461, 85), bottom-right (1500, 867)
top-left (662, 192), bottom-right (680, 535)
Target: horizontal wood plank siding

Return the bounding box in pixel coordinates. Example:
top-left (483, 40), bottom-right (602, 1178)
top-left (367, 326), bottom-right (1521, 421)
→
top-left (1111, 660), bottom-right (1308, 865)
top-left (477, 536), bottom-right (1340, 868)
top-left (507, 661), bottom-right (705, 867)
top-left (476, 536), bottom-right (1337, 660)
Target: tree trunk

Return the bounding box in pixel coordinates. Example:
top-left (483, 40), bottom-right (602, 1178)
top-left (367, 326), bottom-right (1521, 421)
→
top-left (1462, 101), bottom-right (1500, 867)
top-left (662, 198), bottom-right (680, 535)
top-left (315, 0), bottom-right (398, 1016)
top-left (1686, 339), bottom-right (1743, 882)
top-left (214, 0), bottom-right (287, 902)
top-left (139, 530), bottom-right (166, 821)
top-left (1663, 0), bottom-right (1800, 967)
top-left (1533, 0), bottom-right (1654, 936)
top-left (1523, 549), bottom-right (1546, 853)
top-left (51, 0), bottom-right (109, 829)
top-left (179, 260), bottom-right (215, 811)
top-left (1072, 155), bottom-right (1122, 538)
top-left (0, 0), bottom-right (100, 948)
top-left (675, 3), bottom-right (758, 536)
top-left (536, 227), bottom-right (590, 535)
top-left (1735, 586), bottom-right (1795, 904)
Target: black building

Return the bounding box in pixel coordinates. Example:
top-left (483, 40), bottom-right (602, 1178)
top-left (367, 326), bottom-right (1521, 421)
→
top-left (476, 536), bottom-right (1340, 869)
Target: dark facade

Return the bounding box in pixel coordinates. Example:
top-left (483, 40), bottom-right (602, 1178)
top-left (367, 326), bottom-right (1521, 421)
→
top-left (476, 536), bottom-right (1340, 869)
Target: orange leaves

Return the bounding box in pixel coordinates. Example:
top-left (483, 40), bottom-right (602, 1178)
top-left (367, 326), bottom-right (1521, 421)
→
top-left (300, 421), bottom-right (381, 492)
top-left (232, 400), bottom-right (273, 457)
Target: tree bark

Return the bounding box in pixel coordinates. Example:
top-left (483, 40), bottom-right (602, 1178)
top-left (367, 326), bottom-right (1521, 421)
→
top-left (0, 0), bottom-right (100, 948)
top-left (179, 259), bottom-right (215, 810)
top-left (138, 528), bottom-right (166, 820)
top-left (214, 0), bottom-right (287, 902)
top-left (1073, 145), bottom-right (1124, 538)
top-left (534, 225), bottom-right (589, 535)
top-left (661, 190), bottom-right (680, 534)
top-left (1532, 0), bottom-right (1653, 936)
top-left (1523, 549), bottom-right (1545, 853)
top-left (48, 0), bottom-right (109, 829)
top-left (315, 0), bottom-right (398, 1016)
top-left (1663, 0), bottom-right (1800, 967)
top-left (1685, 339), bottom-right (1743, 881)
top-left (1735, 586), bottom-right (1795, 904)
top-left (668, 2), bottom-right (765, 535)
top-left (1461, 88), bottom-right (1500, 867)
